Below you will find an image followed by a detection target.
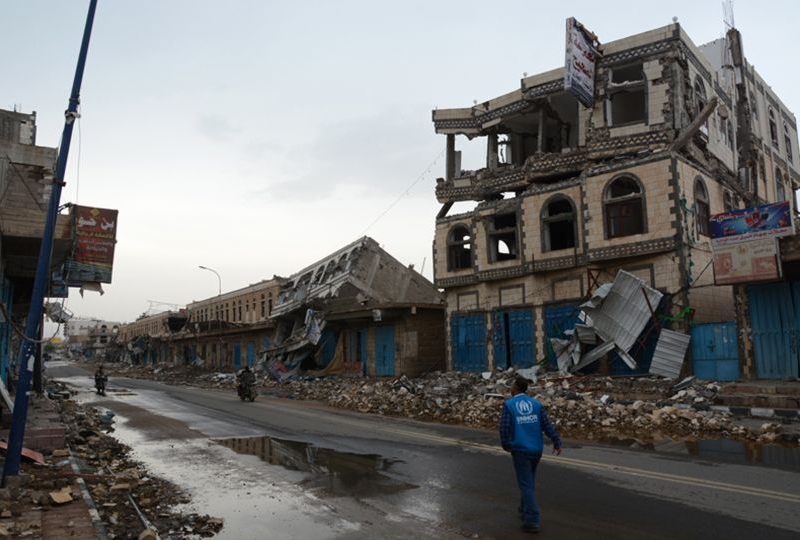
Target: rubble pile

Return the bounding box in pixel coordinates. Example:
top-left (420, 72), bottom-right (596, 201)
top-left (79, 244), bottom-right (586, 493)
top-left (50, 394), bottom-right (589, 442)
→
top-left (59, 396), bottom-right (223, 538)
top-left (2, 383), bottom-right (223, 539)
top-left (99, 363), bottom-right (799, 446)
top-left (265, 370), bottom-right (798, 445)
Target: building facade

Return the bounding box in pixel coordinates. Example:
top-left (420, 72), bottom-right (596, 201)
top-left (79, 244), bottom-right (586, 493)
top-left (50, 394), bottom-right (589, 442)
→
top-left (431, 22), bottom-right (798, 374)
top-left (117, 278), bottom-right (283, 369)
top-left (0, 109), bottom-right (73, 384)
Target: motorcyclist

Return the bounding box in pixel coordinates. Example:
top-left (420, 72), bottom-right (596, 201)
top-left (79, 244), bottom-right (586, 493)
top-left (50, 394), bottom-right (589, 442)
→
top-left (237, 365), bottom-right (256, 395)
top-left (94, 365), bottom-right (108, 395)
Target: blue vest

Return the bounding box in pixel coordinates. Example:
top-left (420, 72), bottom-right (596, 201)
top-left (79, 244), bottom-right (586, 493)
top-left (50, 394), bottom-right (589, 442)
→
top-left (504, 394), bottom-right (545, 453)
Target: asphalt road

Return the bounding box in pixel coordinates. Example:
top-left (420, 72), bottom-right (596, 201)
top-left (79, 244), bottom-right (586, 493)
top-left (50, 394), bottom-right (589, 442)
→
top-left (49, 363), bottom-right (800, 539)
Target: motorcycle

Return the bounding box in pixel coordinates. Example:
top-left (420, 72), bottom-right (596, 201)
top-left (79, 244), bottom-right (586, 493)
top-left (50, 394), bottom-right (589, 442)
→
top-left (95, 374), bottom-right (108, 396)
top-left (237, 381), bottom-right (257, 402)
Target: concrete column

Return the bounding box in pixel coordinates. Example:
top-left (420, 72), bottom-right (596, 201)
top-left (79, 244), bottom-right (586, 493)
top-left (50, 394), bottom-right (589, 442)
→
top-left (446, 134), bottom-right (456, 180)
top-left (537, 110), bottom-right (545, 153)
top-left (487, 133), bottom-right (498, 170)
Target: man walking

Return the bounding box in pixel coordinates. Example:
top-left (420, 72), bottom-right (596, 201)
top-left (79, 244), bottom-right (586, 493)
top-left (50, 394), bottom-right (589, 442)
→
top-left (499, 376), bottom-right (562, 534)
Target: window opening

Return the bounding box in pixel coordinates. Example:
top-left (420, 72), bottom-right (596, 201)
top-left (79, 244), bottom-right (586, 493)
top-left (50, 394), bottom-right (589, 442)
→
top-left (723, 191), bottom-right (733, 213)
top-left (542, 197), bottom-right (576, 251)
top-left (784, 122), bottom-right (793, 162)
top-left (694, 78), bottom-right (709, 142)
top-left (606, 63), bottom-right (646, 126)
top-left (694, 179), bottom-right (710, 237)
top-left (750, 92), bottom-right (758, 121)
top-left (604, 176), bottom-right (645, 238)
top-left (488, 212), bottom-right (518, 262)
top-left (776, 169), bottom-right (786, 201)
top-left (447, 225), bottom-right (473, 271)
top-left (769, 107), bottom-right (779, 147)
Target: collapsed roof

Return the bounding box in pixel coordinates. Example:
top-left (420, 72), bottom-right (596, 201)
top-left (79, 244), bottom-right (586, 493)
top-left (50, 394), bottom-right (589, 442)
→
top-left (270, 236), bottom-right (443, 319)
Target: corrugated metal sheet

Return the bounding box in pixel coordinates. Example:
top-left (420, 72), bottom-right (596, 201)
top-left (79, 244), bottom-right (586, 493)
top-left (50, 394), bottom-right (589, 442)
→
top-left (571, 340), bottom-right (616, 372)
top-left (582, 270), bottom-right (663, 352)
top-left (650, 329), bottom-right (691, 379)
top-left (575, 324), bottom-right (596, 344)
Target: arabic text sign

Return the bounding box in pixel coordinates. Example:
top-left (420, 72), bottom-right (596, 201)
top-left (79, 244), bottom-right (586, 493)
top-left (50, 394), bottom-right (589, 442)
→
top-left (72, 206), bottom-right (118, 283)
top-left (564, 17), bottom-right (597, 108)
top-left (709, 200), bottom-right (794, 247)
top-left (712, 238), bottom-right (781, 285)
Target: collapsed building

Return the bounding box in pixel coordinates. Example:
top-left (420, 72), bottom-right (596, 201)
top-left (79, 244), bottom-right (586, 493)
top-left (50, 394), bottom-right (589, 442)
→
top-left (431, 21), bottom-right (799, 378)
top-left (264, 236), bottom-right (445, 379)
top-left (114, 237), bottom-right (445, 379)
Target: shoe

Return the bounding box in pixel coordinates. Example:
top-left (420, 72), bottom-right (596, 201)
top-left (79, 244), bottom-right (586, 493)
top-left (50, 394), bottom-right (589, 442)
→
top-left (521, 524), bottom-right (540, 534)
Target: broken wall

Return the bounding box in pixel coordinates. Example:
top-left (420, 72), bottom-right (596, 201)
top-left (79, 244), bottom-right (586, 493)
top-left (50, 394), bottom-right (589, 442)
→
top-left (394, 308), bottom-right (446, 378)
top-left (673, 158), bottom-right (736, 324)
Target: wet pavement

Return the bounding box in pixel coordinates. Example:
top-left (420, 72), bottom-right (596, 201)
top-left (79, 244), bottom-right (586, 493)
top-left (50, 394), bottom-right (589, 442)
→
top-left (33, 363), bottom-right (800, 539)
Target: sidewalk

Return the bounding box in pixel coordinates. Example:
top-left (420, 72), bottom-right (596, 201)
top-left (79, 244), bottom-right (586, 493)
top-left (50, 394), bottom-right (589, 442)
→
top-left (0, 395), bottom-right (102, 539)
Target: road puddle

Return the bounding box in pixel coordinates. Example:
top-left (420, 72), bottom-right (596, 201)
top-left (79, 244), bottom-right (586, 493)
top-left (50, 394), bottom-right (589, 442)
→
top-left (214, 435), bottom-right (415, 497)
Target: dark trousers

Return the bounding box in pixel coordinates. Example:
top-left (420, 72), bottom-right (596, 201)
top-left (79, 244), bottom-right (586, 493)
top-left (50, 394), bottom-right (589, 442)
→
top-left (511, 451), bottom-right (542, 527)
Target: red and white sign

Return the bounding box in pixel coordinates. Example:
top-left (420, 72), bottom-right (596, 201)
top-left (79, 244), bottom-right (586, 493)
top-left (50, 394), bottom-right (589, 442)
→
top-left (712, 238), bottom-right (781, 285)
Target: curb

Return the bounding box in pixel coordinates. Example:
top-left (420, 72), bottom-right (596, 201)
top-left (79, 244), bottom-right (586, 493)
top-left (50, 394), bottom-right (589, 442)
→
top-left (708, 404), bottom-right (800, 421)
top-left (69, 452), bottom-right (108, 540)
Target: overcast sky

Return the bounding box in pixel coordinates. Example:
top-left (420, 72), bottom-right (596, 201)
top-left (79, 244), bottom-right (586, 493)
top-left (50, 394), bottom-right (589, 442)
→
top-left (3, 0), bottom-right (799, 326)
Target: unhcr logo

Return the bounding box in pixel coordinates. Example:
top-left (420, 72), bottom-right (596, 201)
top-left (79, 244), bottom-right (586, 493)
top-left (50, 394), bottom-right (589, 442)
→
top-left (515, 399), bottom-right (533, 415)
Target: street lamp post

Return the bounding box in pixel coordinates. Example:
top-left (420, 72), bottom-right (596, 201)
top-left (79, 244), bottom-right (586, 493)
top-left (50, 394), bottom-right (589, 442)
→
top-left (198, 265), bottom-right (221, 296)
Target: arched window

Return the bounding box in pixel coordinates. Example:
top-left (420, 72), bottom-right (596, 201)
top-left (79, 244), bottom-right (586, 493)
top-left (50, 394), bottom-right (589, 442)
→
top-left (604, 175), bottom-right (645, 238)
top-left (694, 78), bottom-right (707, 116)
top-left (784, 121), bottom-right (794, 162)
top-left (541, 196), bottom-right (576, 251)
top-left (447, 225), bottom-right (473, 271)
top-left (694, 178), bottom-right (710, 237)
top-left (776, 169), bottom-right (786, 201)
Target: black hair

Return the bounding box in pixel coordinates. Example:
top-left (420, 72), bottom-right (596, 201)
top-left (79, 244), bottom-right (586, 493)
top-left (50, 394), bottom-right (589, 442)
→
top-left (513, 376), bottom-right (529, 393)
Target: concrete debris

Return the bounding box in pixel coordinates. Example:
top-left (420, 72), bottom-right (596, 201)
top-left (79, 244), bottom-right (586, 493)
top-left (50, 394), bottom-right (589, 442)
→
top-left (49, 487), bottom-right (73, 505)
top-left (3, 380), bottom-right (224, 539)
top-left (116, 363), bottom-right (799, 447)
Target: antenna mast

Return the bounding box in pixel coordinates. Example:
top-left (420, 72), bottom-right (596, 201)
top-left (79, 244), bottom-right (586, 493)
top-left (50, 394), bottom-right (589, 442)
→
top-left (723, 0), bottom-right (735, 30)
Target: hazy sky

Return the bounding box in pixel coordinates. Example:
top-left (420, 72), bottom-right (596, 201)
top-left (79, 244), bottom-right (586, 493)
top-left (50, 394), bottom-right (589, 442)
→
top-left (3, 0), bottom-right (798, 325)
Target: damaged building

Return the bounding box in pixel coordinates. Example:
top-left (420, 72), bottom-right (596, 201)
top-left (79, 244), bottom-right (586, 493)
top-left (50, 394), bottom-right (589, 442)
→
top-left (117, 277), bottom-right (283, 369)
top-left (115, 237), bottom-right (444, 379)
top-left (264, 236), bottom-right (445, 379)
top-left (0, 109), bottom-right (72, 385)
top-left (431, 21), bottom-right (799, 377)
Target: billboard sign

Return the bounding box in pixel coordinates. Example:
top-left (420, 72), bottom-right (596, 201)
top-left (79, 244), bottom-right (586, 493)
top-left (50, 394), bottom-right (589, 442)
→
top-left (564, 17), bottom-right (598, 108)
top-left (66, 206), bottom-right (118, 284)
top-left (709, 201), bottom-right (794, 247)
top-left (712, 238), bottom-right (781, 285)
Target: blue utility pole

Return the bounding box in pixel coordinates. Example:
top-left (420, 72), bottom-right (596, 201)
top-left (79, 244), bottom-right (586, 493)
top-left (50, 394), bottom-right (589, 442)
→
top-left (2, 0), bottom-right (98, 483)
